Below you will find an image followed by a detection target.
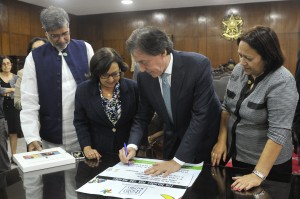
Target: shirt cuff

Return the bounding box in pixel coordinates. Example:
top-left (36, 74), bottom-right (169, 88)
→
top-left (127, 144), bottom-right (138, 151)
top-left (173, 157), bottom-right (185, 166)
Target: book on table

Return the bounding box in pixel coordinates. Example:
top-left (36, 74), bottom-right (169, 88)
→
top-left (13, 147), bottom-right (76, 173)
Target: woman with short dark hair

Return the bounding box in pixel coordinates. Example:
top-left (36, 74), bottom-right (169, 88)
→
top-left (74, 47), bottom-right (139, 160)
top-left (211, 25), bottom-right (298, 191)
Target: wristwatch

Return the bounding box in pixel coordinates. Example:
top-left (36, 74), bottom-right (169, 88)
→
top-left (252, 169), bottom-right (266, 181)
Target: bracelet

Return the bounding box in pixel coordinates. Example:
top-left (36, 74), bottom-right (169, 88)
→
top-left (252, 169), bottom-right (266, 181)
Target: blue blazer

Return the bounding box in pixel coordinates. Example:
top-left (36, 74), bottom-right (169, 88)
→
top-left (74, 78), bottom-right (139, 153)
top-left (128, 50), bottom-right (221, 163)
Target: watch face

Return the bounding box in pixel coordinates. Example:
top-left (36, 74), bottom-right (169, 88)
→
top-left (72, 151), bottom-right (85, 160)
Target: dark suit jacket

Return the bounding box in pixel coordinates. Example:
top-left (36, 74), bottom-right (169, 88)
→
top-left (74, 78), bottom-right (139, 153)
top-left (129, 50), bottom-right (221, 163)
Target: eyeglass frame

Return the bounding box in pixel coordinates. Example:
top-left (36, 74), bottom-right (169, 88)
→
top-left (47, 30), bottom-right (70, 41)
top-left (100, 71), bottom-right (122, 79)
top-left (1, 62), bottom-right (12, 66)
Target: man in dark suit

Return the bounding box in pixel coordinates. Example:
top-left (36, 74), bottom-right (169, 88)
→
top-left (119, 26), bottom-right (221, 176)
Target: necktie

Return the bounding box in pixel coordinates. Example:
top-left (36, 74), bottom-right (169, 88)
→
top-left (161, 73), bottom-right (173, 122)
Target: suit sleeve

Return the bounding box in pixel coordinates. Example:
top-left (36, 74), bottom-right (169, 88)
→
top-left (73, 85), bottom-right (92, 150)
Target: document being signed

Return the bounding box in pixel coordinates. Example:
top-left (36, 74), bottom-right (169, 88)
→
top-left (77, 157), bottom-right (203, 199)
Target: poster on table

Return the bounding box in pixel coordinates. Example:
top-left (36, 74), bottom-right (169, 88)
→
top-left (77, 158), bottom-right (203, 199)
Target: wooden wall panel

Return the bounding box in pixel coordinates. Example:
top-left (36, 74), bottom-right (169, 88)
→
top-left (69, 15), bottom-right (79, 39)
top-left (1, 33), bottom-right (10, 55)
top-left (0, 0), bottom-right (9, 32)
top-left (277, 33), bottom-right (298, 74)
top-left (122, 12), bottom-right (152, 38)
top-left (8, 0), bottom-right (30, 35)
top-left (198, 36), bottom-right (207, 55)
top-left (29, 6), bottom-right (45, 37)
top-left (270, 1), bottom-right (300, 33)
top-left (76, 16), bottom-right (103, 42)
top-left (174, 37), bottom-right (198, 52)
top-left (206, 36), bottom-right (235, 67)
top-left (9, 34), bottom-right (29, 55)
top-left (234, 3), bottom-right (270, 30)
top-left (102, 13), bottom-right (125, 40)
top-left (171, 7), bottom-right (202, 37)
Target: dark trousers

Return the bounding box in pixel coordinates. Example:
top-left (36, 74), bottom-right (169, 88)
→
top-left (0, 118), bottom-right (10, 172)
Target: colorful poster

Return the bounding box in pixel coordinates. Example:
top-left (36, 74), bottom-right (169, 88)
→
top-left (77, 158), bottom-right (203, 199)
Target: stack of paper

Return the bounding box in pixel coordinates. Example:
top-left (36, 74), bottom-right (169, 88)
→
top-left (77, 157), bottom-right (203, 199)
top-left (13, 147), bottom-right (75, 172)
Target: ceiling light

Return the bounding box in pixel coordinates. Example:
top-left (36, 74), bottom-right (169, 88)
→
top-left (121, 0), bottom-right (133, 5)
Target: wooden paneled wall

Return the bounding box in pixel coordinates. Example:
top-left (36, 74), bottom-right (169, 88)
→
top-left (0, 0), bottom-right (78, 56)
top-left (1, 0), bottom-right (299, 77)
top-left (77, 1), bottom-right (300, 77)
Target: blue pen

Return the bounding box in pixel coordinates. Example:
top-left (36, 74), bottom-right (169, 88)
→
top-left (124, 143), bottom-right (130, 166)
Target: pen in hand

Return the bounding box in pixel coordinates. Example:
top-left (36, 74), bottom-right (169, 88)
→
top-left (124, 143), bottom-right (130, 166)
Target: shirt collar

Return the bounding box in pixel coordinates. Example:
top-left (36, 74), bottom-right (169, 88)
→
top-left (164, 53), bottom-right (173, 75)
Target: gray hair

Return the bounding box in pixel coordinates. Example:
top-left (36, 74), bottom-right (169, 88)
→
top-left (126, 26), bottom-right (173, 56)
top-left (40, 6), bottom-right (70, 32)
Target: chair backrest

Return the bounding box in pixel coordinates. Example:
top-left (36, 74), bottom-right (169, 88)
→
top-left (213, 75), bottom-right (230, 102)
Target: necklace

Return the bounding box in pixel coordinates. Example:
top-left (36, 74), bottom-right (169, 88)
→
top-left (102, 90), bottom-right (113, 98)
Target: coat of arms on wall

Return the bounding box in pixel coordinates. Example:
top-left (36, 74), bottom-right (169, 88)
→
top-left (221, 14), bottom-right (243, 40)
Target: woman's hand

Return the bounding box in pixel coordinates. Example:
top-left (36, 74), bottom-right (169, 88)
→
top-left (211, 141), bottom-right (227, 166)
top-left (83, 146), bottom-right (101, 160)
top-left (231, 173), bottom-right (263, 191)
top-left (5, 88), bottom-right (14, 93)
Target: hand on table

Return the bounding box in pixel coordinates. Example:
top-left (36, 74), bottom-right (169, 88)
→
top-left (231, 173), bottom-right (263, 191)
top-left (144, 160), bottom-right (181, 177)
top-left (83, 146), bottom-right (101, 160)
top-left (211, 141), bottom-right (227, 166)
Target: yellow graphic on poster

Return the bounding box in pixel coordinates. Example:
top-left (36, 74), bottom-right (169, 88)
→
top-left (161, 193), bottom-right (175, 199)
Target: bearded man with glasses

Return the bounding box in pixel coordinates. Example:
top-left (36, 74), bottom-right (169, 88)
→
top-left (20, 6), bottom-right (94, 153)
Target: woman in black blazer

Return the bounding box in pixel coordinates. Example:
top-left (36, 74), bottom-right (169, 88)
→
top-left (74, 47), bottom-right (139, 160)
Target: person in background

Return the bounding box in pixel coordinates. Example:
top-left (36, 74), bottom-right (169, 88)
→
top-left (0, 56), bottom-right (22, 164)
top-left (293, 50), bottom-right (300, 165)
top-left (119, 26), bottom-right (221, 176)
top-left (14, 37), bottom-right (48, 110)
top-left (20, 6), bottom-right (94, 153)
top-left (74, 47), bottom-right (139, 160)
top-left (211, 25), bottom-right (298, 191)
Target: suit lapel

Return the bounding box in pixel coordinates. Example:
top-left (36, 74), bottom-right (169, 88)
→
top-left (171, 51), bottom-right (185, 125)
top-left (91, 82), bottom-right (112, 125)
top-left (118, 79), bottom-right (129, 125)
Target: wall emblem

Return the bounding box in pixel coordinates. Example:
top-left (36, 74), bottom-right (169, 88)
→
top-left (222, 14), bottom-right (243, 40)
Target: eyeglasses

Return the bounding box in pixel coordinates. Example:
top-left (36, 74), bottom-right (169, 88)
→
top-left (48, 31), bottom-right (70, 40)
top-left (2, 62), bottom-right (11, 66)
top-left (100, 71), bottom-right (121, 79)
